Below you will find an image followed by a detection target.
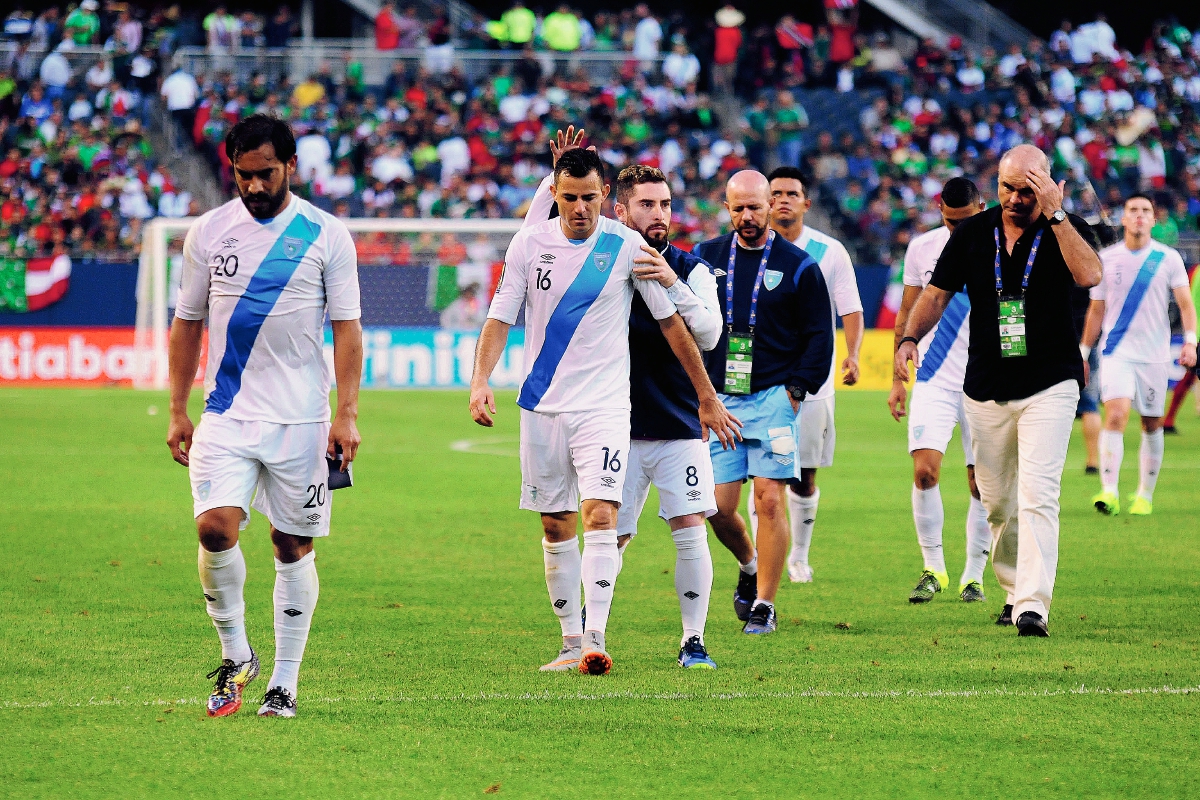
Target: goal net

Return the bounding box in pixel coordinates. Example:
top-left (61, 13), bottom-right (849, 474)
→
top-left (135, 215), bottom-right (525, 390)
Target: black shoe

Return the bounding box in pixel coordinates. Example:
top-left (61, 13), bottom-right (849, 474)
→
top-left (995, 604), bottom-right (1013, 626)
top-left (733, 570), bottom-right (756, 622)
top-left (1084, 465), bottom-right (1099, 475)
top-left (1016, 611), bottom-right (1049, 637)
top-left (1163, 425), bottom-right (1178, 435)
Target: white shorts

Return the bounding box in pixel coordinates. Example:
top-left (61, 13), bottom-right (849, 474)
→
top-left (908, 382), bottom-right (973, 465)
top-left (519, 408), bottom-right (630, 513)
top-left (616, 439), bottom-right (717, 537)
top-left (1099, 357), bottom-right (1168, 417)
top-left (189, 413), bottom-right (332, 537)
top-left (798, 394), bottom-right (836, 469)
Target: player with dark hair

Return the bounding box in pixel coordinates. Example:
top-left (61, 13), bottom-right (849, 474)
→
top-left (889, 177), bottom-right (991, 603)
top-left (166, 114), bottom-right (363, 717)
top-left (470, 139), bottom-right (738, 675)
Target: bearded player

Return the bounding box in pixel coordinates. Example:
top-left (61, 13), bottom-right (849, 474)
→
top-left (166, 115), bottom-right (363, 718)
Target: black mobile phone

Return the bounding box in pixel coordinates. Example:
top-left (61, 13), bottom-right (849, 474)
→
top-left (327, 444), bottom-right (353, 490)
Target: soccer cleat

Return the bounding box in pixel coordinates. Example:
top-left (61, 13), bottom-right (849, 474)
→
top-left (539, 642), bottom-right (582, 672)
top-left (733, 570), bottom-right (757, 622)
top-left (1016, 611), bottom-right (1049, 637)
top-left (578, 631), bottom-right (611, 675)
top-left (1084, 465), bottom-right (1099, 475)
top-left (678, 636), bottom-right (717, 669)
top-left (1127, 495), bottom-right (1153, 516)
top-left (787, 561), bottom-right (814, 583)
top-left (205, 649), bottom-right (259, 718)
top-left (257, 686), bottom-right (297, 717)
top-left (1092, 490), bottom-right (1120, 516)
top-left (908, 570), bottom-right (948, 603)
top-left (742, 602), bottom-right (777, 635)
top-left (959, 581), bottom-right (986, 603)
top-left (1163, 425), bottom-right (1177, 435)
top-left (996, 604), bottom-right (1014, 626)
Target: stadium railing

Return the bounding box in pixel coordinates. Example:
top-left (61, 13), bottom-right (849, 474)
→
top-left (170, 45), bottom-right (665, 87)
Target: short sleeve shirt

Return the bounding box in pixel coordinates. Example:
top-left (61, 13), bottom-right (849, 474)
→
top-left (1091, 240), bottom-right (1189, 363)
top-left (929, 206), bottom-right (1099, 402)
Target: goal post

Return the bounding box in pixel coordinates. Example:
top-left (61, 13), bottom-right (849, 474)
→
top-left (135, 215), bottom-right (525, 390)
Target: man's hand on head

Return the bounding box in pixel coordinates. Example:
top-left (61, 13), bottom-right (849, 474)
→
top-left (550, 125), bottom-right (590, 166)
top-left (1026, 167), bottom-right (1066, 220)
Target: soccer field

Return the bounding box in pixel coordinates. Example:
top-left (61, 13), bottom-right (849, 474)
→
top-left (2, 387), bottom-right (1198, 798)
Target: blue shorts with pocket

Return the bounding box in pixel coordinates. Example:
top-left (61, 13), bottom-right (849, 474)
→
top-left (709, 385), bottom-right (800, 484)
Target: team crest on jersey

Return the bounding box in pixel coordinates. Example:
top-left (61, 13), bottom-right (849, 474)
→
top-left (913, 425), bottom-right (925, 440)
top-left (593, 252), bottom-right (612, 272)
top-left (282, 237), bottom-right (304, 260)
top-left (197, 481), bottom-right (211, 501)
top-left (763, 269), bottom-right (783, 291)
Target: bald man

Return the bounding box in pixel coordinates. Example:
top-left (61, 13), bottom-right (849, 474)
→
top-left (694, 170), bottom-right (833, 635)
top-left (896, 145), bottom-right (1101, 637)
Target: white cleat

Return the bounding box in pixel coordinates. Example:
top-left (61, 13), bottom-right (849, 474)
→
top-left (539, 643), bottom-right (582, 672)
top-left (257, 687), bottom-right (297, 717)
top-left (787, 561), bottom-right (814, 583)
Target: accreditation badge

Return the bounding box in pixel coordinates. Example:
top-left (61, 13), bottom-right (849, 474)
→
top-left (725, 333), bottom-right (753, 395)
top-left (998, 297), bottom-right (1027, 358)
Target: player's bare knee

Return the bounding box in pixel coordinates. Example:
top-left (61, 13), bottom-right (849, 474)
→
top-left (581, 500), bottom-right (618, 531)
top-left (196, 508), bottom-right (241, 552)
top-left (752, 485), bottom-right (784, 520)
top-left (271, 529), bottom-right (314, 563)
top-left (913, 462), bottom-right (940, 490)
top-left (540, 512), bottom-right (576, 543)
top-left (1142, 416), bottom-right (1163, 433)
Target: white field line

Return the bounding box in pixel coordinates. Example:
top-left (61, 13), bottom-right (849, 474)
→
top-left (4, 684), bottom-right (1199, 710)
top-left (449, 438), bottom-right (520, 457)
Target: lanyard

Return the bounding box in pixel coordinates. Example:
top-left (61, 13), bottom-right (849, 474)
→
top-left (993, 227), bottom-right (1043, 296)
top-left (725, 229), bottom-right (775, 332)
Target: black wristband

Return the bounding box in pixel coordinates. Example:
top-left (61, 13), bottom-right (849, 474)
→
top-left (899, 336), bottom-right (919, 347)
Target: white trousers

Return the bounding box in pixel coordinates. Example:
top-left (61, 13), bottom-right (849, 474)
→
top-left (964, 379), bottom-right (1079, 622)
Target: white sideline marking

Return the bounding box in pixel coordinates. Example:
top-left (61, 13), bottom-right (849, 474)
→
top-left (4, 685), bottom-right (1198, 710)
top-left (449, 437), bottom-right (520, 458)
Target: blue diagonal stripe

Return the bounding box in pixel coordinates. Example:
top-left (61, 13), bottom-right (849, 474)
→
top-left (206, 212), bottom-right (321, 414)
top-left (517, 231), bottom-right (623, 410)
top-left (802, 238), bottom-right (829, 263)
top-left (1102, 249), bottom-right (1166, 357)
top-left (917, 292), bottom-right (969, 382)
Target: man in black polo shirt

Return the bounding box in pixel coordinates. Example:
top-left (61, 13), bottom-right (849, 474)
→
top-left (895, 145), bottom-right (1102, 637)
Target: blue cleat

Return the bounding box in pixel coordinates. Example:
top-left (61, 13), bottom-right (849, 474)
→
top-left (742, 602), bottom-right (777, 635)
top-left (733, 570), bottom-right (756, 622)
top-left (678, 635), bottom-right (717, 669)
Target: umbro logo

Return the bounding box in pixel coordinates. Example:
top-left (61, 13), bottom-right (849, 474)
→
top-left (221, 238), bottom-right (239, 248)
top-left (803, 518), bottom-right (815, 525)
top-left (553, 599), bottom-right (567, 609)
top-left (684, 591), bottom-right (699, 600)
top-left (601, 477), bottom-right (616, 486)
top-left (539, 253), bottom-right (556, 262)
top-left (307, 513), bottom-right (321, 522)
top-left (595, 580), bottom-right (611, 588)
top-left (203, 593), bottom-right (215, 602)
top-left (283, 608), bottom-right (303, 617)
top-left (686, 490), bottom-right (701, 500)
top-left (713, 268), bottom-right (726, 276)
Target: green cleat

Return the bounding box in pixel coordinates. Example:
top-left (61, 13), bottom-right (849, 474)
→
top-left (959, 581), bottom-right (986, 602)
top-left (1127, 495), bottom-right (1153, 516)
top-left (909, 570), bottom-right (948, 603)
top-left (1092, 490), bottom-right (1120, 516)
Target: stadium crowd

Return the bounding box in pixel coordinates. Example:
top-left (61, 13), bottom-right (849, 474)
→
top-left (3, 1), bottom-right (1200, 267)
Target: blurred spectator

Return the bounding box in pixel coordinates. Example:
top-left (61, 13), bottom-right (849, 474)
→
top-left (64, 0), bottom-right (100, 46)
top-left (204, 5), bottom-right (239, 53)
top-left (499, 1), bottom-right (536, 49)
top-left (38, 44), bottom-right (71, 101)
top-left (264, 5), bottom-right (295, 49)
top-left (161, 64), bottom-right (199, 152)
top-left (439, 282), bottom-right (488, 328)
top-left (773, 90), bottom-right (808, 167)
top-left (542, 5), bottom-right (582, 53)
top-left (712, 5), bottom-right (744, 95)
top-left (632, 4), bottom-right (662, 61)
top-left (663, 37), bottom-right (700, 88)
top-left (375, 0), bottom-right (402, 50)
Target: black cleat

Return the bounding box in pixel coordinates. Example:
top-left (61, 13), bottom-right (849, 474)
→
top-left (1163, 425), bottom-right (1178, 435)
top-left (1016, 611), bottom-right (1049, 637)
top-left (996, 604), bottom-right (1014, 626)
top-left (733, 570), bottom-right (756, 622)
top-left (1084, 465), bottom-right (1099, 475)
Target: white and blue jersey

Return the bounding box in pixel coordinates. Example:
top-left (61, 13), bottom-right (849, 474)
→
top-left (791, 226), bottom-right (863, 401)
top-left (903, 226), bottom-right (970, 392)
top-left (1092, 240), bottom-right (1189, 364)
top-left (488, 215), bottom-right (678, 414)
top-left (175, 195), bottom-right (361, 424)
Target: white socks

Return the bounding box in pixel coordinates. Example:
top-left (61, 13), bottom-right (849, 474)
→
top-left (912, 484), bottom-right (946, 575)
top-left (962, 496), bottom-right (991, 586)
top-left (1100, 430), bottom-right (1124, 494)
top-left (269, 551), bottom-right (319, 697)
top-left (581, 530), bottom-right (619, 634)
top-left (1138, 429), bottom-right (1164, 501)
top-left (198, 544), bottom-right (252, 664)
top-left (542, 537), bottom-right (582, 638)
top-left (739, 553), bottom-right (758, 575)
top-left (672, 526), bottom-right (712, 644)
top-left (787, 488), bottom-right (818, 565)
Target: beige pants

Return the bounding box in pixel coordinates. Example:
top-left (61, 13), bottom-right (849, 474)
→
top-left (965, 379), bottom-right (1079, 622)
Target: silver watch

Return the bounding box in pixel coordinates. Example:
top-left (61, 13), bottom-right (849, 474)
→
top-left (1048, 209), bottom-right (1067, 226)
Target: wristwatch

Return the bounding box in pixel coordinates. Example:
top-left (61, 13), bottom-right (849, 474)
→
top-left (787, 386), bottom-right (806, 402)
top-left (1048, 209), bottom-right (1067, 226)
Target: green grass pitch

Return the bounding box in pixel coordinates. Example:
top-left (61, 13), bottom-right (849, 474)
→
top-left (2, 387), bottom-right (1198, 798)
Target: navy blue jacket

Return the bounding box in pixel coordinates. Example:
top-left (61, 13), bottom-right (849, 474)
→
top-left (694, 233), bottom-right (833, 396)
top-left (629, 243), bottom-right (715, 440)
